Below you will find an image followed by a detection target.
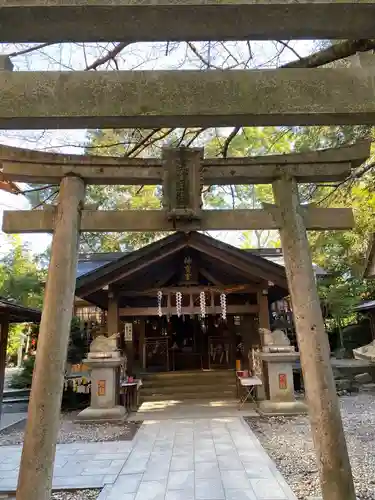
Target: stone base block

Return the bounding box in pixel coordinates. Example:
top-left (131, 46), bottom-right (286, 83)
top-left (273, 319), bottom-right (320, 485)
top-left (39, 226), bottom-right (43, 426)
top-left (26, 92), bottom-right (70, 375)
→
top-left (76, 405), bottom-right (127, 424)
top-left (257, 400), bottom-right (308, 416)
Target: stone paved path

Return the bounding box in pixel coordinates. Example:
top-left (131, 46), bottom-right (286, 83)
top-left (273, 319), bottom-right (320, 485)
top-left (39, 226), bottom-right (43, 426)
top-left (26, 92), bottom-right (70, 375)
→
top-left (0, 417), bottom-right (297, 500)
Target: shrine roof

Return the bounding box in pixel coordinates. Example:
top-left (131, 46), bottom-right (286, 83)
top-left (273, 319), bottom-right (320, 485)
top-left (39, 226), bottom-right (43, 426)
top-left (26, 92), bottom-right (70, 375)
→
top-left (0, 296), bottom-right (41, 323)
top-left (76, 244), bottom-right (327, 279)
top-left (75, 231), bottom-right (289, 308)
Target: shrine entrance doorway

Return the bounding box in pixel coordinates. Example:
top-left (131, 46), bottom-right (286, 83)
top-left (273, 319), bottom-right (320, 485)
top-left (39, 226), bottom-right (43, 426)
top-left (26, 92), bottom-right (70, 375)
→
top-left (142, 314), bottom-right (238, 373)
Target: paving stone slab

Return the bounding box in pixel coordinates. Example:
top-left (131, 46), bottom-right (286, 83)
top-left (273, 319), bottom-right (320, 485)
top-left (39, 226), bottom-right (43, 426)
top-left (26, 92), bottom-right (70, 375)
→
top-left (0, 415), bottom-right (298, 499)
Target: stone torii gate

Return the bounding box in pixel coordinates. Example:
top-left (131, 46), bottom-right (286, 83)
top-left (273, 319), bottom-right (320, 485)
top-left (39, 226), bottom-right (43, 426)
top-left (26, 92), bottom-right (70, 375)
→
top-left (1, 3), bottom-right (375, 500)
top-left (1, 140), bottom-right (370, 500)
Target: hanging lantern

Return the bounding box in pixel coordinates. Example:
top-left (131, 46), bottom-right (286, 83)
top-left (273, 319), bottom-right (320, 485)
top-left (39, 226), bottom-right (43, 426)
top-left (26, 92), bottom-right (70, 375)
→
top-left (200, 291), bottom-right (206, 318)
top-left (157, 290), bottom-right (163, 317)
top-left (220, 293), bottom-right (227, 321)
top-left (176, 291), bottom-right (182, 317)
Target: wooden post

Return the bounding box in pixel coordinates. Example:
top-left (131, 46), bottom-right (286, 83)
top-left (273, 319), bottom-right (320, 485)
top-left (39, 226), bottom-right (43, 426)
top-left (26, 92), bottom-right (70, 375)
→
top-left (139, 319), bottom-right (145, 371)
top-left (0, 315), bottom-right (9, 419)
top-left (256, 289), bottom-right (270, 399)
top-left (107, 286), bottom-right (122, 403)
top-left (16, 175), bottom-right (85, 500)
top-left (272, 176), bottom-right (356, 500)
top-left (257, 289), bottom-right (270, 332)
top-left (107, 286), bottom-right (120, 335)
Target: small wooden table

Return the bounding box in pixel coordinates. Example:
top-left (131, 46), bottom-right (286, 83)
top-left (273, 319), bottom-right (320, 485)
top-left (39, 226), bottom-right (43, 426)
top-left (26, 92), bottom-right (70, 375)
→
top-left (121, 379), bottom-right (142, 412)
top-left (237, 376), bottom-right (262, 410)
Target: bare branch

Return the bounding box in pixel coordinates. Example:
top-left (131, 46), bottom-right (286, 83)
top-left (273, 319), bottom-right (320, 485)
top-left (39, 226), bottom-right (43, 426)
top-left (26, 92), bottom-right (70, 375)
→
top-left (9, 43), bottom-right (53, 58)
top-left (21, 184), bottom-right (55, 194)
top-left (277, 40), bottom-right (302, 61)
top-left (222, 127), bottom-right (241, 157)
top-left (32, 190), bottom-right (59, 210)
top-left (187, 42), bottom-right (223, 70)
top-left (85, 42), bottom-right (131, 71)
top-left (126, 129), bottom-right (162, 157)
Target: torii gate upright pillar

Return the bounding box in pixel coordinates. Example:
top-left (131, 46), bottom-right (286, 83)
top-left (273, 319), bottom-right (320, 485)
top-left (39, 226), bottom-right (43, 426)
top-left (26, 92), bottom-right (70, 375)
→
top-left (16, 175), bottom-right (85, 500)
top-left (272, 176), bottom-right (356, 500)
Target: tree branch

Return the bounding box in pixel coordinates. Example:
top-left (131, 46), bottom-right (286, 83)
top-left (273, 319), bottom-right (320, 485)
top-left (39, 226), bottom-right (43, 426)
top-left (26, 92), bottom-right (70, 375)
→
top-left (32, 190), bottom-right (59, 210)
top-left (277, 40), bottom-right (302, 61)
top-left (187, 42), bottom-right (223, 70)
top-left (126, 129), bottom-right (162, 157)
top-left (85, 42), bottom-right (131, 71)
top-left (9, 43), bottom-right (53, 58)
top-left (222, 127), bottom-right (241, 157)
top-left (283, 39), bottom-right (375, 69)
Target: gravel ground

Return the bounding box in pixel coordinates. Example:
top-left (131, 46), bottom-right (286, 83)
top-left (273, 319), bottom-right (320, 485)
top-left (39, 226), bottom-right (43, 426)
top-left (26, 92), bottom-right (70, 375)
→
top-left (2, 490), bottom-right (101, 500)
top-left (0, 412), bottom-right (141, 446)
top-left (246, 393), bottom-right (375, 500)
top-left (51, 490), bottom-right (100, 500)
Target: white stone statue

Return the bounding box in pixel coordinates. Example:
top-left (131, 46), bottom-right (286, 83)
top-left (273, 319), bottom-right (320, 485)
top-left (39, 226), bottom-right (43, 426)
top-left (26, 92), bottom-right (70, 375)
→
top-left (90, 333), bottom-right (118, 353)
top-left (259, 328), bottom-right (290, 347)
top-left (353, 340), bottom-right (375, 363)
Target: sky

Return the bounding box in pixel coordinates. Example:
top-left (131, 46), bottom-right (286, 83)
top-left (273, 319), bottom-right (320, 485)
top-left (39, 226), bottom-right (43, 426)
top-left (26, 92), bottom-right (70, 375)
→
top-left (0, 39), bottom-right (317, 256)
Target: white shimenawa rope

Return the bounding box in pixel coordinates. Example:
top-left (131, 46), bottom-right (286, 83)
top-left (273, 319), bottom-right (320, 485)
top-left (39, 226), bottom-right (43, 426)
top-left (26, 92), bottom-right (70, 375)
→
top-left (220, 293), bottom-right (227, 320)
top-left (176, 291), bottom-right (182, 317)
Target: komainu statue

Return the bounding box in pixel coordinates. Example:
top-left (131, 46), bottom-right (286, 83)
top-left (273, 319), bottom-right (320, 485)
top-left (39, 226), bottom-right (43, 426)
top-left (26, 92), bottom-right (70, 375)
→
top-left (259, 328), bottom-right (290, 347)
top-left (353, 340), bottom-right (375, 363)
top-left (90, 333), bottom-right (118, 353)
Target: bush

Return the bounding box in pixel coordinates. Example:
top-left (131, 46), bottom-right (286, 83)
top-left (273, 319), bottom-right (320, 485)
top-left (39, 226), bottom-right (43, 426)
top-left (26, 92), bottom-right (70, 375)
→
top-left (9, 355), bottom-right (35, 388)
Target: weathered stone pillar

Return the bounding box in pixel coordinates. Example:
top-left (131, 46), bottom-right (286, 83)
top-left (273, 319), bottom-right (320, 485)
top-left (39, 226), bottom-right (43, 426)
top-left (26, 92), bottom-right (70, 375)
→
top-left (272, 176), bottom-right (356, 500)
top-left (16, 175), bottom-right (85, 500)
top-left (0, 55), bottom-right (13, 71)
top-left (0, 315), bottom-right (9, 419)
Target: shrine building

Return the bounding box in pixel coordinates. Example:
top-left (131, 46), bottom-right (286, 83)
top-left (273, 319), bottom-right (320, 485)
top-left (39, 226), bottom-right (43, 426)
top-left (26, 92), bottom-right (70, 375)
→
top-left (74, 231), bottom-right (299, 378)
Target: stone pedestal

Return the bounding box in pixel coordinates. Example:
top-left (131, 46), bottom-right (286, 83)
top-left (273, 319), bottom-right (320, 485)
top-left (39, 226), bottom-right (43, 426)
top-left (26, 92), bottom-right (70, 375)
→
top-left (77, 351), bottom-right (126, 423)
top-left (256, 350), bottom-right (307, 416)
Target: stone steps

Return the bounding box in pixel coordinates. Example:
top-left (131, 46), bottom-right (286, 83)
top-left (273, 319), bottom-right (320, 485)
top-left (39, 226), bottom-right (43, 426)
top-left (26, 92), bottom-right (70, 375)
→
top-left (141, 389), bottom-right (236, 402)
top-left (140, 370), bottom-right (236, 402)
top-left (3, 389), bottom-right (30, 404)
top-left (141, 382), bottom-right (236, 396)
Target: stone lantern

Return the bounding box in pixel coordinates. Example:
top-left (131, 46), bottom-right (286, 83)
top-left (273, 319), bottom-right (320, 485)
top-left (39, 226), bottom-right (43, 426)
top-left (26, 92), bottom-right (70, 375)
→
top-left (77, 333), bottom-right (126, 423)
top-left (256, 328), bottom-right (307, 415)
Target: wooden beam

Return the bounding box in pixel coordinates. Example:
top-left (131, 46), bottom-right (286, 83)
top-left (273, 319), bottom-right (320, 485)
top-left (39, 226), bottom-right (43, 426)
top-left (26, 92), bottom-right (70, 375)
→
top-left (2, 69), bottom-right (375, 129)
top-left (199, 268), bottom-right (224, 287)
top-left (257, 290), bottom-right (271, 331)
top-left (118, 285), bottom-right (257, 296)
top-left (78, 242), bottom-right (187, 297)
top-left (2, 208), bottom-right (355, 234)
top-left (0, 1), bottom-right (374, 43)
top-left (119, 304), bottom-right (259, 317)
top-left (191, 240), bottom-right (286, 289)
top-left (107, 285), bottom-right (120, 335)
top-left (0, 142), bottom-right (369, 185)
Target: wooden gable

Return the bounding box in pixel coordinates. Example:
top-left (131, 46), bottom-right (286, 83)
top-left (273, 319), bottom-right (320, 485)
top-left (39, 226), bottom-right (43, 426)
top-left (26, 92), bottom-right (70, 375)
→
top-left (75, 231), bottom-right (288, 309)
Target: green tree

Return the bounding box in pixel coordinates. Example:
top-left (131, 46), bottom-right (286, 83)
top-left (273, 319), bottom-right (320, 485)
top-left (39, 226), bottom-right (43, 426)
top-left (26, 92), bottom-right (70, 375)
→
top-left (80, 129), bottom-right (175, 251)
top-left (0, 236), bottom-right (45, 363)
top-left (0, 236), bottom-right (45, 308)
